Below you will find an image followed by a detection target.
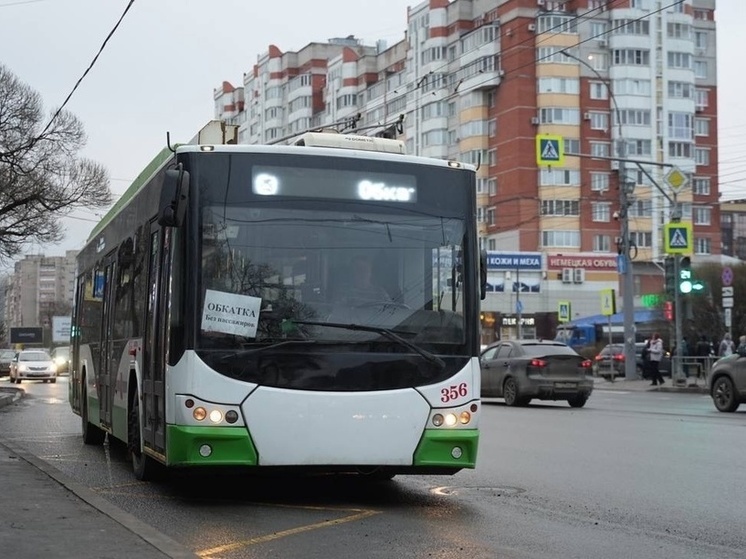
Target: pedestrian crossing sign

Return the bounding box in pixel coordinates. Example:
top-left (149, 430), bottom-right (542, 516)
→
top-left (558, 301), bottom-right (571, 323)
top-left (664, 222), bottom-right (692, 254)
top-left (536, 135), bottom-right (565, 167)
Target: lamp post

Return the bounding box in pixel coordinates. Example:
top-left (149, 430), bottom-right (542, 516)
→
top-left (560, 49), bottom-right (637, 379)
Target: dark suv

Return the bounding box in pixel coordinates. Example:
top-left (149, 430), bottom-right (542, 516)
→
top-left (0, 349), bottom-right (16, 376)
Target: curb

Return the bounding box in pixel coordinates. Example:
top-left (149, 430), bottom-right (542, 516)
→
top-left (0, 386), bottom-right (24, 408)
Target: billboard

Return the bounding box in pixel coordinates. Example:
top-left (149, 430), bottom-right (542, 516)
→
top-left (10, 327), bottom-right (43, 344)
top-left (52, 316), bottom-right (72, 343)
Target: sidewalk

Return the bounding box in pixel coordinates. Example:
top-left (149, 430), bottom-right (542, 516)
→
top-left (592, 376), bottom-right (708, 394)
top-left (0, 386), bottom-right (198, 559)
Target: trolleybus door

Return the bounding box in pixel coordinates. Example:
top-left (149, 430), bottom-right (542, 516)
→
top-left (98, 253), bottom-right (117, 428)
top-left (143, 222), bottom-right (168, 456)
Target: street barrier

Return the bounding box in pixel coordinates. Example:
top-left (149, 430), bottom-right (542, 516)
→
top-left (671, 356), bottom-right (717, 387)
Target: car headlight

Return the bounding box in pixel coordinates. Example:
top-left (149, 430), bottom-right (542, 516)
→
top-left (54, 357), bottom-right (66, 366)
top-left (18, 364), bottom-right (28, 372)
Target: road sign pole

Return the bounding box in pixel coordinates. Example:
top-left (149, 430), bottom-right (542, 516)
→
top-left (673, 255), bottom-right (684, 384)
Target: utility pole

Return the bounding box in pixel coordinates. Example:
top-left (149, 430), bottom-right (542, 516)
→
top-left (561, 49), bottom-right (636, 379)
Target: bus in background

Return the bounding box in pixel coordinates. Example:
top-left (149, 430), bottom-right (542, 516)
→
top-left (69, 122), bottom-right (484, 480)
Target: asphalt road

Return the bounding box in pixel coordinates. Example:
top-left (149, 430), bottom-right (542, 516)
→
top-left (1, 376), bottom-right (745, 559)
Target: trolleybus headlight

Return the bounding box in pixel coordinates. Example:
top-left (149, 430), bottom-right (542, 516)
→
top-left (209, 409), bottom-right (223, 424)
top-left (185, 399), bottom-right (195, 409)
top-left (444, 413), bottom-right (458, 427)
top-left (199, 444), bottom-right (212, 457)
top-left (459, 411), bottom-right (471, 425)
top-left (451, 447), bottom-right (463, 459)
top-left (193, 407), bottom-right (207, 421)
top-left (432, 414), bottom-right (445, 427)
top-left (225, 410), bottom-right (239, 424)
top-left (470, 403), bottom-right (478, 413)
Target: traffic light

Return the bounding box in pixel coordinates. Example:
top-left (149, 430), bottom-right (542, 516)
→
top-left (664, 257), bottom-right (676, 297)
top-left (678, 256), bottom-right (705, 294)
top-left (678, 256), bottom-right (693, 293)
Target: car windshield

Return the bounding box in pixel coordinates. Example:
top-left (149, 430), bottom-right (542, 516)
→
top-left (52, 347), bottom-right (70, 358)
top-left (19, 352), bottom-right (50, 361)
top-left (1, 350), bottom-right (15, 359)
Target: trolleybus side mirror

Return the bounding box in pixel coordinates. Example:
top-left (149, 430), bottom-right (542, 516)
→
top-left (158, 165), bottom-right (190, 227)
top-left (480, 249), bottom-right (488, 300)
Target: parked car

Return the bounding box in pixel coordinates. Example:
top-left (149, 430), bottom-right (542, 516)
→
top-left (0, 349), bottom-right (16, 377)
top-left (9, 349), bottom-right (57, 384)
top-left (594, 343), bottom-right (671, 379)
top-left (479, 339), bottom-right (594, 407)
top-left (49, 346), bottom-right (71, 375)
top-left (708, 347), bottom-right (746, 412)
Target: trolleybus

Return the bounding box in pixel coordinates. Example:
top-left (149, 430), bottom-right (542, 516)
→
top-left (70, 127), bottom-right (483, 480)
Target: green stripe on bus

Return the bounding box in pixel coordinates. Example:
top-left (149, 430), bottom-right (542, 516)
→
top-left (166, 425), bottom-right (258, 467)
top-left (413, 429), bottom-right (479, 469)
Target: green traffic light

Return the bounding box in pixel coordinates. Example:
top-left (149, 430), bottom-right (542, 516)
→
top-left (692, 281), bottom-right (705, 292)
top-left (679, 280), bottom-right (692, 294)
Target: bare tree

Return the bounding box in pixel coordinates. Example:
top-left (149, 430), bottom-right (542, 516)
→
top-left (0, 64), bottom-right (111, 262)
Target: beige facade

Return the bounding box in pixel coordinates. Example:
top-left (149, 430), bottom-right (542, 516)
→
top-left (3, 251), bottom-right (78, 332)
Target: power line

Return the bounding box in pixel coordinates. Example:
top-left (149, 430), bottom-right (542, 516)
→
top-left (5, 0), bottom-right (135, 156)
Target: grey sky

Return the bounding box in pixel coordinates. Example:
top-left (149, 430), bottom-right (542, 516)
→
top-left (0, 0), bottom-right (741, 260)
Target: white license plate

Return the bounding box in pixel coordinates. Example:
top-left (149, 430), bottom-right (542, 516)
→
top-left (555, 382), bottom-right (577, 389)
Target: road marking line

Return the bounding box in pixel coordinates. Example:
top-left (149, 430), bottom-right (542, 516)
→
top-left (196, 509), bottom-right (380, 557)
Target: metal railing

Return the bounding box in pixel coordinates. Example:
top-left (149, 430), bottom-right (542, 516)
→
top-left (670, 356), bottom-right (718, 387)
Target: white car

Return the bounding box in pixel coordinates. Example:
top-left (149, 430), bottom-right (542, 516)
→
top-left (9, 349), bottom-right (57, 384)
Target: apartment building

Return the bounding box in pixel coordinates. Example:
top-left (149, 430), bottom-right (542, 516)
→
top-left (3, 251), bottom-right (78, 332)
top-left (214, 0), bottom-right (719, 339)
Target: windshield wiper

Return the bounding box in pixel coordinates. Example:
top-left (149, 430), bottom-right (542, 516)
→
top-left (284, 319), bottom-right (445, 371)
top-left (217, 339), bottom-right (317, 361)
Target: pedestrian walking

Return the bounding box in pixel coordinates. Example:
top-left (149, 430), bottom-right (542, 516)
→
top-left (718, 333), bottom-right (735, 357)
top-left (737, 335), bottom-right (746, 354)
top-left (649, 332), bottom-right (665, 386)
top-left (696, 334), bottom-right (712, 357)
top-left (641, 338), bottom-right (652, 380)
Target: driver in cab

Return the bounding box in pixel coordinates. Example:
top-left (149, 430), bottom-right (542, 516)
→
top-left (343, 255), bottom-right (391, 306)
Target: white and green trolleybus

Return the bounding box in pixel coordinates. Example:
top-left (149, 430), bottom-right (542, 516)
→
top-left (69, 128), bottom-right (484, 480)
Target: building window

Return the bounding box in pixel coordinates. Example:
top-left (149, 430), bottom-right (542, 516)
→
top-left (538, 77), bottom-right (580, 94)
top-left (667, 52), bottom-right (692, 69)
top-left (540, 107), bottom-right (580, 125)
top-left (589, 53), bottom-right (608, 71)
top-left (666, 22), bottom-right (691, 39)
top-left (695, 237), bottom-right (711, 255)
top-left (694, 61), bottom-right (708, 79)
top-left (614, 78), bottom-right (651, 96)
top-left (476, 179), bottom-right (488, 194)
top-left (591, 172), bottom-right (610, 192)
top-left (593, 235), bottom-right (611, 252)
top-left (625, 140), bottom-right (652, 156)
top-left (668, 113), bottom-right (693, 139)
top-left (614, 19), bottom-right (650, 35)
top-left (589, 111), bottom-right (609, 130)
top-left (669, 142), bottom-right (693, 158)
top-left (590, 81), bottom-right (608, 100)
top-left (695, 89), bottom-right (709, 110)
top-left (616, 109), bottom-right (651, 126)
top-left (541, 200), bottom-right (580, 216)
top-left (537, 14), bottom-right (577, 34)
top-left (590, 142), bottom-right (611, 157)
top-left (613, 49), bottom-right (650, 66)
top-left (539, 168), bottom-right (581, 186)
top-left (542, 230), bottom-right (581, 248)
top-left (487, 208), bottom-right (496, 226)
top-left (694, 207), bottom-right (711, 225)
top-left (591, 21), bottom-right (607, 37)
top-left (488, 119), bottom-right (497, 137)
top-left (668, 81), bottom-right (693, 99)
top-left (628, 199), bottom-right (652, 218)
top-left (693, 177), bottom-right (711, 195)
top-left (695, 31), bottom-right (708, 50)
top-left (489, 179), bottom-right (497, 196)
top-left (694, 118), bottom-right (709, 137)
top-left (695, 148), bottom-right (710, 166)
top-left (487, 149), bottom-right (497, 166)
top-left (591, 202), bottom-right (611, 222)
top-left (630, 231), bottom-right (652, 248)
top-left (564, 138), bottom-right (580, 155)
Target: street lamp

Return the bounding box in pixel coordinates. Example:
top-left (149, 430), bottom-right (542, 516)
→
top-left (560, 49), bottom-right (637, 380)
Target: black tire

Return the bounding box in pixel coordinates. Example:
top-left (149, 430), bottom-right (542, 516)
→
top-left (567, 395), bottom-right (589, 408)
top-left (711, 376), bottom-right (740, 413)
top-left (81, 380), bottom-right (106, 445)
top-left (128, 393), bottom-right (162, 481)
top-left (15, 378), bottom-right (21, 384)
top-left (50, 378), bottom-right (56, 384)
top-left (503, 378), bottom-right (521, 407)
